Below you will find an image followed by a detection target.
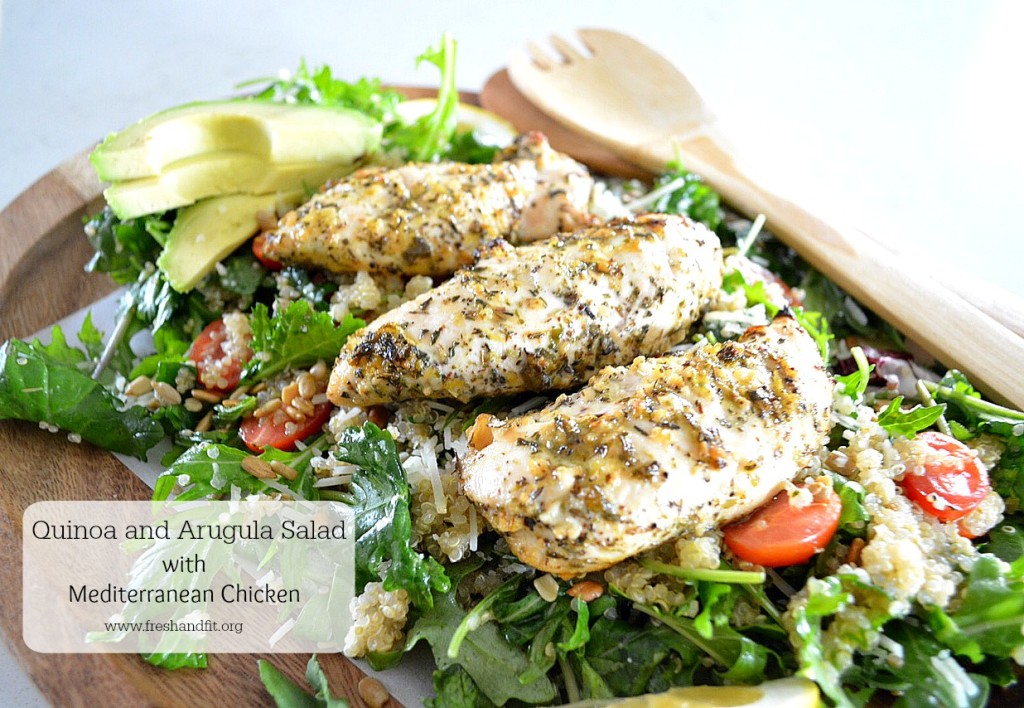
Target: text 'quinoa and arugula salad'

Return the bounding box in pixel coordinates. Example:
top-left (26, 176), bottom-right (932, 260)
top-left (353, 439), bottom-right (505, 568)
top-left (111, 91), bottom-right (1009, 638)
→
top-left (1, 33), bottom-right (1023, 708)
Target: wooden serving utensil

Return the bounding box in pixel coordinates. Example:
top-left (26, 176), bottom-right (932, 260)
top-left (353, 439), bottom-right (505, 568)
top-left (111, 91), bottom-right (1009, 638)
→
top-left (501, 29), bottom-right (1024, 408)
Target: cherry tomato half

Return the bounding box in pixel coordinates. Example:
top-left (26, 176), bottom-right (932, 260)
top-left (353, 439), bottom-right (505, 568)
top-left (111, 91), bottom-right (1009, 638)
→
top-left (723, 484), bottom-right (842, 567)
top-left (189, 319), bottom-right (250, 393)
top-left (899, 431), bottom-right (990, 522)
top-left (240, 402), bottom-right (333, 452)
top-left (252, 233), bottom-right (282, 271)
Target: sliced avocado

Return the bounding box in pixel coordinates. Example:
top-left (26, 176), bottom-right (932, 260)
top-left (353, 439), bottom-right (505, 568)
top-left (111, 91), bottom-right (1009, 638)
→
top-left (91, 100), bottom-right (381, 182)
top-left (157, 191), bottom-right (301, 292)
top-left (104, 155), bottom-right (347, 220)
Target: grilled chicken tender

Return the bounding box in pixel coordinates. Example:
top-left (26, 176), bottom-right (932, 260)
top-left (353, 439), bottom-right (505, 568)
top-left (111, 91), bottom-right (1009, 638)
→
top-left (459, 316), bottom-right (833, 577)
top-left (328, 214), bottom-right (723, 405)
top-left (262, 131), bottom-right (594, 276)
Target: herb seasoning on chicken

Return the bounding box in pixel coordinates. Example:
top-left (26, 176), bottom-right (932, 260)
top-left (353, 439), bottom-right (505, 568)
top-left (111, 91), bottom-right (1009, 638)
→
top-left (459, 315), bottom-right (833, 577)
top-left (261, 132), bottom-right (594, 276)
top-left (327, 213), bottom-right (723, 405)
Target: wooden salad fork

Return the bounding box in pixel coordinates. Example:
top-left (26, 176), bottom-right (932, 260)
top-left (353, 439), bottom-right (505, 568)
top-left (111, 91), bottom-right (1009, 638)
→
top-left (507, 29), bottom-right (1024, 409)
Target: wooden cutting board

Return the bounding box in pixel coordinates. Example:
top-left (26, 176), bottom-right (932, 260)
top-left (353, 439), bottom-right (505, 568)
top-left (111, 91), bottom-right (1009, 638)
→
top-left (2, 84), bottom-right (1022, 707)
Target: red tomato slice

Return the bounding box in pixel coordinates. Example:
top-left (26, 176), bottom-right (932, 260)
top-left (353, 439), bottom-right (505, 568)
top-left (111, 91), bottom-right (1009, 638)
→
top-left (899, 431), bottom-right (989, 522)
top-left (252, 233), bottom-right (283, 271)
top-left (240, 402), bottom-right (333, 452)
top-left (723, 484), bottom-right (842, 567)
top-left (189, 319), bottom-right (250, 393)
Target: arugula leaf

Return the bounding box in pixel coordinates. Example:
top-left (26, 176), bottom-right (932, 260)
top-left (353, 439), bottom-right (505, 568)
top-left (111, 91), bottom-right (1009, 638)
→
top-left (798, 269), bottom-right (904, 349)
top-left (877, 396), bottom-right (947, 439)
top-left (835, 346), bottom-right (873, 403)
top-left (426, 665), bottom-right (496, 708)
top-left (584, 617), bottom-right (701, 696)
top-left (446, 131), bottom-right (501, 164)
top-left (153, 438), bottom-right (324, 501)
top-left (721, 270), bottom-right (780, 317)
top-left (259, 659), bottom-right (317, 708)
top-left (277, 267), bottom-right (339, 311)
top-left (694, 582), bottom-right (739, 639)
top-left (141, 651), bottom-right (207, 670)
top-left (386, 33), bottom-right (459, 161)
top-left (928, 555), bottom-right (1024, 663)
top-left (258, 656), bottom-right (349, 708)
top-left (983, 517), bottom-right (1024, 564)
top-left (84, 207), bottom-right (173, 284)
top-left (407, 586), bottom-right (557, 705)
top-left (249, 60), bottom-right (404, 125)
top-left (834, 476), bottom-right (870, 537)
top-left (632, 602), bottom-right (772, 684)
top-left (650, 160), bottom-right (724, 231)
top-left (852, 620), bottom-right (989, 708)
top-left (332, 422), bottom-right (449, 609)
top-left (0, 332), bottom-right (163, 458)
top-left (243, 301), bottom-right (363, 383)
top-left (216, 249), bottom-right (267, 298)
top-left (792, 307), bottom-right (833, 362)
top-left (788, 574), bottom-right (894, 708)
top-left (304, 655), bottom-right (350, 708)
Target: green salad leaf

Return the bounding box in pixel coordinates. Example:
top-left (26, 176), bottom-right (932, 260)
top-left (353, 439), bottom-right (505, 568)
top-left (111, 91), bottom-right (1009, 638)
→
top-left (258, 655), bottom-right (349, 708)
top-left (928, 555), bottom-right (1024, 663)
top-left (0, 329), bottom-right (163, 458)
top-left (877, 396), bottom-right (947, 439)
top-left (248, 60), bottom-right (404, 125)
top-left (407, 584), bottom-right (557, 705)
top-left (153, 437), bottom-right (324, 501)
top-left (788, 574), bottom-right (893, 708)
top-left (650, 160), bottom-right (724, 231)
top-left (386, 33), bottom-right (459, 161)
top-left (721, 270), bottom-right (780, 318)
top-left (141, 651), bottom-right (208, 670)
top-left (632, 602), bottom-right (772, 684)
top-left (333, 422), bottom-right (449, 609)
top-left (85, 207), bottom-right (173, 284)
top-left (426, 664), bottom-right (495, 707)
top-left (850, 620), bottom-right (989, 708)
top-left (983, 518), bottom-right (1024, 564)
top-left (243, 301), bottom-right (363, 383)
top-left (584, 617), bottom-right (701, 696)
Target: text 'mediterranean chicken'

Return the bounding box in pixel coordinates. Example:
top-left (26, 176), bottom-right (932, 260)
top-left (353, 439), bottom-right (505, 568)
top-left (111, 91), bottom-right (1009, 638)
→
top-left (327, 213), bottom-right (723, 405)
top-left (459, 315), bottom-right (833, 577)
top-left (261, 132), bottom-right (594, 276)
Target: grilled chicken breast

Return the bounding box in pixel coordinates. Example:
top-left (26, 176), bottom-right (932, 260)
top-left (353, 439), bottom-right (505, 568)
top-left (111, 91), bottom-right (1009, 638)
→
top-left (459, 315), bottom-right (833, 577)
top-left (328, 214), bottom-right (723, 405)
top-left (262, 132), bottom-right (594, 276)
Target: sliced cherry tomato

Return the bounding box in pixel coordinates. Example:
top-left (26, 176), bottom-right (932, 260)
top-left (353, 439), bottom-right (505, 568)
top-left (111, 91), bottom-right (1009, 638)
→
top-left (189, 319), bottom-right (250, 393)
top-left (240, 402), bottom-right (333, 452)
top-left (252, 233), bottom-right (282, 271)
top-left (723, 484), bottom-right (842, 567)
top-left (899, 431), bottom-right (989, 522)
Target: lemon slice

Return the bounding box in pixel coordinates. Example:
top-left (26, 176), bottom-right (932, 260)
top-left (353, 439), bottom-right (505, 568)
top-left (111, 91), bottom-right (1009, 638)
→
top-left (395, 98), bottom-right (518, 147)
top-left (567, 677), bottom-right (820, 708)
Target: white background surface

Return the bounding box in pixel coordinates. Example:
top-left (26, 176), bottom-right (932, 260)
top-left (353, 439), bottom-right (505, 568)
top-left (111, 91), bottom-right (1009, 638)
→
top-left (2, 1), bottom-right (1023, 705)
